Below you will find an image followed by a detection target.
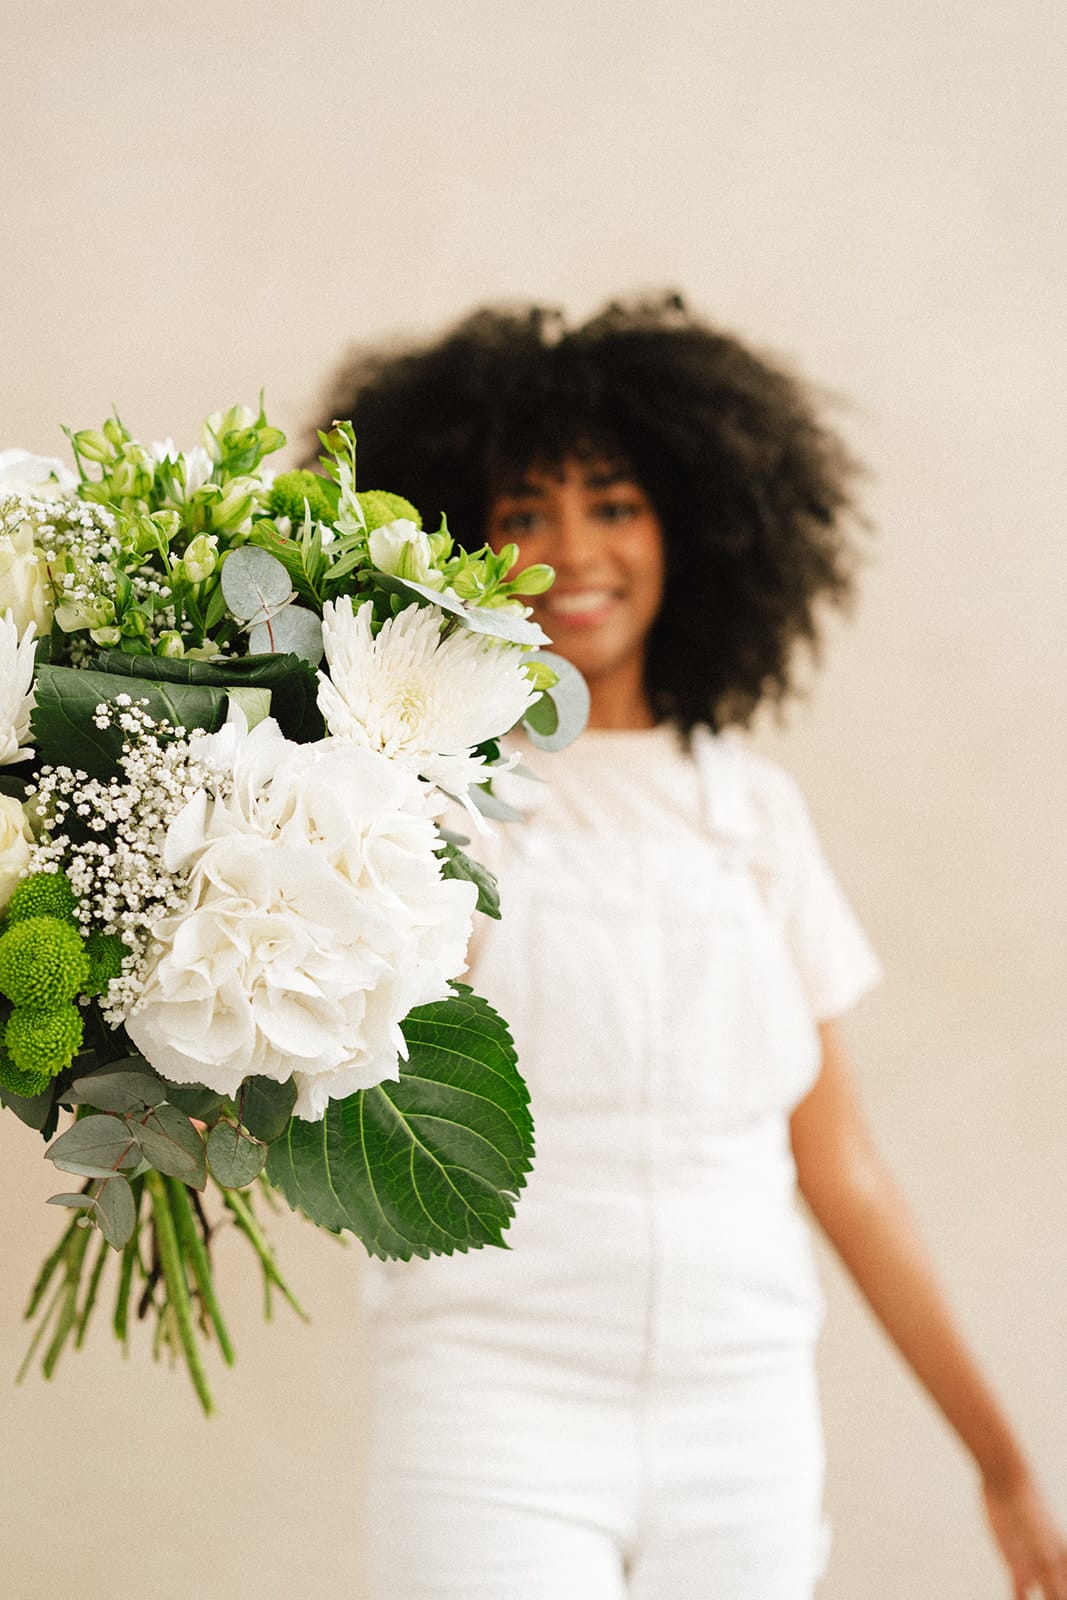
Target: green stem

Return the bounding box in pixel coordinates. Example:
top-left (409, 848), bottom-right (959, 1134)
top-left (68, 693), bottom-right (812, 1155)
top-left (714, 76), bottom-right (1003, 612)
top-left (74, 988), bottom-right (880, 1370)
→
top-left (165, 1177), bottom-right (235, 1366)
top-left (17, 1274), bottom-right (68, 1386)
top-left (145, 1169), bottom-right (214, 1416)
top-left (74, 1231), bottom-right (110, 1349)
top-left (24, 1212), bottom-right (82, 1319)
top-left (223, 1187), bottom-right (308, 1322)
top-left (113, 1232), bottom-right (137, 1350)
top-left (42, 1221), bottom-right (92, 1379)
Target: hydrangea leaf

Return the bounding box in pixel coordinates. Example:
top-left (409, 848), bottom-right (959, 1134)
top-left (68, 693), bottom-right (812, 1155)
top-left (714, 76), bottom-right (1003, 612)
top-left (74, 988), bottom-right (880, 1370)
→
top-left (93, 650), bottom-right (325, 743)
top-left (206, 1124), bottom-right (268, 1188)
top-left (521, 651), bottom-right (590, 752)
top-left (31, 665), bottom-right (228, 778)
top-left (265, 987), bottom-right (533, 1259)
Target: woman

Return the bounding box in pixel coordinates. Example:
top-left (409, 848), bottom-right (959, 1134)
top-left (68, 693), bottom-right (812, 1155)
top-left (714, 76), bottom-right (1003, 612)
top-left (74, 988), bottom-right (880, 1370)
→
top-left (321, 296), bottom-right (1067, 1598)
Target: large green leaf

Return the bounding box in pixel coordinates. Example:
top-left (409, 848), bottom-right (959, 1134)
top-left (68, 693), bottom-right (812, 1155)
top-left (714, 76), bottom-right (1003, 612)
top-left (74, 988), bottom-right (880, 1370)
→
top-left (265, 988), bottom-right (533, 1259)
top-left (93, 650), bottom-right (325, 742)
top-left (31, 665), bottom-right (228, 777)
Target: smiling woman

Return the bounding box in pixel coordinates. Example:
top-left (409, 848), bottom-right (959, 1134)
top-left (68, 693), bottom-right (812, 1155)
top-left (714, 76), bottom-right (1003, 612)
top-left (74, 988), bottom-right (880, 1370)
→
top-left (317, 295), bottom-right (1067, 1600)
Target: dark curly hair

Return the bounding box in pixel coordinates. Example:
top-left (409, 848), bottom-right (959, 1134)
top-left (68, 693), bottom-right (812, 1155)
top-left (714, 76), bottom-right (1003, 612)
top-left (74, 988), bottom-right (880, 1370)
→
top-left (315, 293), bottom-right (867, 733)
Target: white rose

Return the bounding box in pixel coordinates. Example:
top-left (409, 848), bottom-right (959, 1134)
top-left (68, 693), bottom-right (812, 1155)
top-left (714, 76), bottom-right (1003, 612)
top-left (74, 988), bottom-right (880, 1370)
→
top-left (0, 612), bottom-right (37, 765)
top-left (0, 448), bottom-right (77, 498)
top-left (368, 518), bottom-right (435, 584)
top-left (0, 793), bottom-right (33, 910)
top-left (0, 518), bottom-right (55, 635)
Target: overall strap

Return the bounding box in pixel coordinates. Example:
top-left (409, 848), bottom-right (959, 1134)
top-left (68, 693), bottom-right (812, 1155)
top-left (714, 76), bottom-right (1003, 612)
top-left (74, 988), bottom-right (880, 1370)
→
top-left (690, 728), bottom-right (779, 886)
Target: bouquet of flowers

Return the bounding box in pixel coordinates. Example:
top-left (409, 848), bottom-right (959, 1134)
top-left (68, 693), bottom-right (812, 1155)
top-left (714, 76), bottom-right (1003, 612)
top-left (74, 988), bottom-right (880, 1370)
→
top-left (0, 404), bottom-right (585, 1412)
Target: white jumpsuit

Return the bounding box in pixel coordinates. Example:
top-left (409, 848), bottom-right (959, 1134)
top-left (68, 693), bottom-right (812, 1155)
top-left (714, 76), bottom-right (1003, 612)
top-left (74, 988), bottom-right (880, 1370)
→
top-left (363, 726), bottom-right (882, 1599)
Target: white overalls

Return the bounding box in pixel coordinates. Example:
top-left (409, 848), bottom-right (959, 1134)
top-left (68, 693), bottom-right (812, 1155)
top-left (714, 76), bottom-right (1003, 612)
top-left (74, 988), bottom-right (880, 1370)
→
top-left (363, 727), bottom-right (882, 1599)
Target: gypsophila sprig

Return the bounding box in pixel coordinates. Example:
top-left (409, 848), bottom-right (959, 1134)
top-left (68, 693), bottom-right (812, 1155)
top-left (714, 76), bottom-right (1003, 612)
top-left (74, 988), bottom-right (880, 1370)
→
top-left (0, 396), bottom-right (583, 1414)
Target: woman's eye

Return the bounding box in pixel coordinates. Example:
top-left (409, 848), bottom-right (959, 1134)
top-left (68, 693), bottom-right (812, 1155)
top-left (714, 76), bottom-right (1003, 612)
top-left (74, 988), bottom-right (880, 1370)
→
top-left (495, 508), bottom-right (543, 534)
top-left (592, 499), bottom-right (640, 523)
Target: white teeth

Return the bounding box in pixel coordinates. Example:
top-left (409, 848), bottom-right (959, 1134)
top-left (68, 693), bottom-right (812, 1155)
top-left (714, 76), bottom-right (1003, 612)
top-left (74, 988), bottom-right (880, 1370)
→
top-left (546, 590), bottom-right (613, 615)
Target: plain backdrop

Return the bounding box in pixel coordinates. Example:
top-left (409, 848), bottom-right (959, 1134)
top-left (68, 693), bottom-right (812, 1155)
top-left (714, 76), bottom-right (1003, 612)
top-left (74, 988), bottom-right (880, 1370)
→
top-left (2, 3), bottom-right (1065, 1595)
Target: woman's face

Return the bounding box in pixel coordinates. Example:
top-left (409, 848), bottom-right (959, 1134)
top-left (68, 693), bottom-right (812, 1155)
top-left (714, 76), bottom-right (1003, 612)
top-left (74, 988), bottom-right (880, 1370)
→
top-left (486, 456), bottom-right (665, 719)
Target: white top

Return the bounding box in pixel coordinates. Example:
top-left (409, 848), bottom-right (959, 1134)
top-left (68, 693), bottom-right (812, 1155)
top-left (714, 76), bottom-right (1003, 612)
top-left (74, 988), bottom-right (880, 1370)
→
top-left (369, 725), bottom-right (882, 1356)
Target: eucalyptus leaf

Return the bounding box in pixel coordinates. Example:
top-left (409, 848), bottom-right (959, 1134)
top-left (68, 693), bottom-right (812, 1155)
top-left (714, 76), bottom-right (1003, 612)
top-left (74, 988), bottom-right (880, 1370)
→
top-left (131, 1105), bottom-right (207, 1189)
top-left (67, 1069), bottom-right (166, 1114)
top-left (240, 1075), bottom-right (297, 1143)
top-left (93, 1174), bottom-right (137, 1248)
top-left (46, 1193), bottom-right (95, 1210)
top-left (521, 651), bottom-right (590, 752)
top-left (207, 1124), bottom-right (268, 1188)
top-left (467, 784), bottom-right (526, 823)
top-left (161, 1081), bottom-right (227, 1121)
top-left (438, 842), bottom-right (502, 919)
top-left (226, 686), bottom-right (273, 729)
top-left (220, 545), bottom-right (293, 620)
top-left (248, 605), bottom-right (324, 665)
top-left (46, 1114), bottom-right (138, 1179)
top-left (266, 987), bottom-right (533, 1259)
top-left (1, 1078), bottom-right (57, 1134)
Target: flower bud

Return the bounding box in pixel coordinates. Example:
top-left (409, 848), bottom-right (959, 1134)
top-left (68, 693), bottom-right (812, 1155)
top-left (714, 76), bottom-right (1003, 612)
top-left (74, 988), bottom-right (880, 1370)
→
top-left (72, 430), bottom-right (111, 465)
top-left (156, 631), bottom-right (185, 658)
top-left (449, 564), bottom-right (485, 600)
top-left (207, 477), bottom-right (258, 532)
top-left (508, 563), bottom-right (555, 596)
top-left (180, 533), bottom-right (218, 584)
top-left (103, 418), bottom-right (129, 448)
top-left (89, 625), bottom-right (122, 647)
top-left (368, 519), bottom-right (435, 584)
top-left (55, 597), bottom-right (114, 633)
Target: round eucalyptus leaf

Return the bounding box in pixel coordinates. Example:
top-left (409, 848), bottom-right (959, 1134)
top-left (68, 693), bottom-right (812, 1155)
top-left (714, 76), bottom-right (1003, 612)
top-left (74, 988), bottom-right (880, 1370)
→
top-left (220, 545), bottom-right (292, 621)
top-left (93, 1174), bottom-right (137, 1249)
top-left (207, 1124), bottom-right (268, 1188)
top-left (46, 1113), bottom-right (139, 1179)
top-left (522, 651), bottom-right (590, 752)
top-left (240, 1075), bottom-right (298, 1143)
top-left (67, 1068), bottom-right (166, 1114)
top-left (248, 605), bottom-right (324, 665)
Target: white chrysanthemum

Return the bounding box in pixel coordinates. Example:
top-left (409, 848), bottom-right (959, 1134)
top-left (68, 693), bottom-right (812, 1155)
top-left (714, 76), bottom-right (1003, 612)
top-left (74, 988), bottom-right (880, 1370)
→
top-left (317, 598), bottom-right (538, 797)
top-left (124, 716), bottom-right (478, 1121)
top-left (0, 613), bottom-right (37, 766)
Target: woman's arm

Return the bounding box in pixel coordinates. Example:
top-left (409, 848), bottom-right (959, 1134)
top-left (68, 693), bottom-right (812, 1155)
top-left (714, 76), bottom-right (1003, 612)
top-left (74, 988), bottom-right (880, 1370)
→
top-left (791, 1019), bottom-right (1067, 1600)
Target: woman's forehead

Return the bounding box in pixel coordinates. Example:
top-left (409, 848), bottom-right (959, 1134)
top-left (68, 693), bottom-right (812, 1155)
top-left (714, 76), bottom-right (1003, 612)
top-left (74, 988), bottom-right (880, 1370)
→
top-left (491, 453), bottom-right (637, 497)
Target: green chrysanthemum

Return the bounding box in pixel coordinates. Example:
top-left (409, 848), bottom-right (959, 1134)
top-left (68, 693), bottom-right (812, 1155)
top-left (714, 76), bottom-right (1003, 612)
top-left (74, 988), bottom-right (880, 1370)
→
top-left (357, 490), bottom-right (422, 532)
top-left (0, 916), bottom-right (90, 1008)
top-left (268, 470), bottom-right (336, 526)
top-left (5, 871), bottom-right (79, 927)
top-left (5, 1004), bottom-right (84, 1078)
top-left (0, 1046), bottom-right (53, 1100)
top-left (83, 931), bottom-right (129, 997)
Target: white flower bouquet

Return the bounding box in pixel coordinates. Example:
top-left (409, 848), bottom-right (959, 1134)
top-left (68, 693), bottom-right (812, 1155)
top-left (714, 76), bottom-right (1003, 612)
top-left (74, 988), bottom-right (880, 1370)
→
top-left (0, 407), bottom-right (585, 1412)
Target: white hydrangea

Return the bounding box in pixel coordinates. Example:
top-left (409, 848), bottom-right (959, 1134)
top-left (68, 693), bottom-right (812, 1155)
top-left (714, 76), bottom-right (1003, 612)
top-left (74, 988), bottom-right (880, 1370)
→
top-left (0, 612), bottom-right (37, 765)
top-left (0, 448), bottom-right (76, 497)
top-left (317, 597), bottom-right (538, 798)
top-left (123, 715), bottom-right (478, 1120)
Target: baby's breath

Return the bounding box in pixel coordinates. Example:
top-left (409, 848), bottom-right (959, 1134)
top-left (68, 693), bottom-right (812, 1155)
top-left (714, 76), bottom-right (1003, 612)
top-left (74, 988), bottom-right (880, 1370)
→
top-left (25, 698), bottom-right (221, 1019)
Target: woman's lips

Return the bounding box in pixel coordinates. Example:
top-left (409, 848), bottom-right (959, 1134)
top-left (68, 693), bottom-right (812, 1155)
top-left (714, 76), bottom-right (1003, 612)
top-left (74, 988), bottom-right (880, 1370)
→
top-left (540, 589), bottom-right (616, 626)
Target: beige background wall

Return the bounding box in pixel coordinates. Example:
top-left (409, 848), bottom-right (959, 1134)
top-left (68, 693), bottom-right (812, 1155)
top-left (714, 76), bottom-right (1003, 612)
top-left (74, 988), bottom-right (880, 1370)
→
top-left (2, 2), bottom-right (1065, 1594)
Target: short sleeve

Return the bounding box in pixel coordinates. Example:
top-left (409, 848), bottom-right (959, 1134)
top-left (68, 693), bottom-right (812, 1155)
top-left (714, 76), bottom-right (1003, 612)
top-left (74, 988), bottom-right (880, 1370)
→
top-left (745, 754), bottom-right (885, 1020)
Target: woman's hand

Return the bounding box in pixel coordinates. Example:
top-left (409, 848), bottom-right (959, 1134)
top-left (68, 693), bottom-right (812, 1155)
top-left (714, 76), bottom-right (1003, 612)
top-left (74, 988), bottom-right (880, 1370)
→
top-left (982, 1469), bottom-right (1067, 1600)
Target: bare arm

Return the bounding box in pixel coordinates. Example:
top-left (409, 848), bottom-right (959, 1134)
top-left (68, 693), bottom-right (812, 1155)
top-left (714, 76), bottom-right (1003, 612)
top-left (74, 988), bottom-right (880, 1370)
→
top-left (791, 1019), bottom-right (1067, 1600)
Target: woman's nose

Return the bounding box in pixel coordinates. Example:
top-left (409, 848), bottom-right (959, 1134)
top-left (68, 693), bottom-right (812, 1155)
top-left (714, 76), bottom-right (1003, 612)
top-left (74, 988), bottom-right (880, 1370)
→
top-left (550, 505), bottom-right (597, 570)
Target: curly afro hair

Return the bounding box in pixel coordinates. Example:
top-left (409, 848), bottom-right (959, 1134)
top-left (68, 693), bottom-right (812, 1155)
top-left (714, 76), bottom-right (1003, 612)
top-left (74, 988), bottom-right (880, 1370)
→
top-left (316, 293), bottom-right (868, 733)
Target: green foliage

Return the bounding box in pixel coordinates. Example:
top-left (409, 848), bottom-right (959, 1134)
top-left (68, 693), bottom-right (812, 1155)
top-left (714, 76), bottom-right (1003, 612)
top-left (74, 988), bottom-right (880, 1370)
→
top-left (266, 988), bottom-right (533, 1259)
top-left (0, 1048), bottom-right (53, 1099)
top-left (83, 932), bottom-right (128, 997)
top-left (0, 917), bottom-right (90, 1008)
top-left (358, 489), bottom-right (422, 531)
top-left (207, 1124), bottom-right (268, 1188)
top-left (94, 648), bottom-right (325, 743)
top-left (268, 470), bottom-right (337, 525)
top-left (31, 664), bottom-right (229, 779)
top-left (239, 1075), bottom-right (297, 1142)
top-left (437, 841), bottom-right (502, 919)
top-left (5, 1003), bottom-right (84, 1076)
top-left (5, 872), bottom-right (79, 926)
top-left (521, 650), bottom-right (591, 752)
